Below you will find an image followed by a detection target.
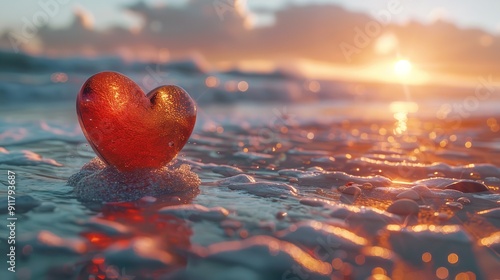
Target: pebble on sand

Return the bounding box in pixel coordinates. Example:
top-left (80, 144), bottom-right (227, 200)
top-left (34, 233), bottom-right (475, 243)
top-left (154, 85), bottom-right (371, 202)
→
top-left (444, 181), bottom-right (489, 193)
top-left (341, 185), bottom-right (362, 197)
top-left (386, 199), bottom-right (420, 216)
top-left (212, 165), bottom-right (244, 177)
top-left (361, 182), bottom-right (374, 190)
top-left (396, 190), bottom-right (420, 200)
top-left (216, 174), bottom-right (256, 186)
top-left (228, 182), bottom-right (298, 197)
top-left (276, 211), bottom-right (288, 220)
top-left (299, 198), bottom-right (328, 207)
top-left (158, 204), bottom-right (229, 221)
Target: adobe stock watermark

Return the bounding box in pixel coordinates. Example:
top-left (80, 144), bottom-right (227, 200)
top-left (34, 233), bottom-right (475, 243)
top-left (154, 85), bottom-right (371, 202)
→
top-left (258, 106), bottom-right (296, 144)
top-left (213, 0), bottom-right (243, 21)
top-left (397, 75), bottom-right (497, 179)
top-left (141, 49), bottom-right (172, 90)
top-left (339, 0), bottom-right (403, 63)
top-left (141, 63), bottom-right (170, 91)
top-left (53, 117), bottom-right (114, 179)
top-left (8, 0), bottom-right (72, 53)
top-left (436, 75), bottom-right (497, 129)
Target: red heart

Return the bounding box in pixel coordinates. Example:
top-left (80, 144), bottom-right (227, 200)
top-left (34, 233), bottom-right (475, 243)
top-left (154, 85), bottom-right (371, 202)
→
top-left (77, 71), bottom-right (196, 171)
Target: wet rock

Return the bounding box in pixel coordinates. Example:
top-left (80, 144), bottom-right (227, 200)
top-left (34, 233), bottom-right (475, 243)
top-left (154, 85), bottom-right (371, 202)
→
top-left (311, 156), bottom-right (336, 164)
top-left (216, 174), bottom-right (256, 186)
top-left (297, 170), bottom-right (392, 188)
top-left (277, 168), bottom-right (304, 178)
top-left (396, 190), bottom-right (420, 200)
top-left (411, 185), bottom-right (433, 196)
top-left (228, 182), bottom-right (298, 197)
top-left (276, 211), bottom-right (287, 220)
top-left (299, 198), bottom-right (329, 207)
top-left (435, 212), bottom-right (450, 221)
top-left (158, 204), bottom-right (229, 221)
top-left (212, 165), bottom-right (243, 177)
top-left (386, 199), bottom-right (419, 216)
top-left (341, 185), bottom-right (362, 197)
top-left (411, 184), bottom-right (464, 199)
top-left (339, 194), bottom-right (357, 204)
top-left (361, 182), bottom-right (373, 190)
top-left (415, 178), bottom-right (489, 193)
top-left (444, 181), bottom-right (489, 193)
top-left (307, 166), bottom-right (325, 172)
top-left (288, 178), bottom-right (299, 183)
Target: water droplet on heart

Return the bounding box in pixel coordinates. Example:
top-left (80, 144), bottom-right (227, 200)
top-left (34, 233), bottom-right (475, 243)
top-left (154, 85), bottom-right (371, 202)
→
top-left (168, 141), bottom-right (174, 147)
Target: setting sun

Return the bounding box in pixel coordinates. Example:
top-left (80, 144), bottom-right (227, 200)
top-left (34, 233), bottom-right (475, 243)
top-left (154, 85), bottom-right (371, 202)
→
top-left (394, 59), bottom-right (413, 76)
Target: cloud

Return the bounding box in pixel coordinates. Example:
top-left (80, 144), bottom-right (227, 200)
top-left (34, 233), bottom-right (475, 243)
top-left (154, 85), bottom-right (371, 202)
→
top-left (0, 0), bottom-right (499, 77)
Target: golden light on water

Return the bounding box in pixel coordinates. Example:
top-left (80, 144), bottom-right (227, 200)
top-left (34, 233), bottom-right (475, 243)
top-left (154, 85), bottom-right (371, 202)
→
top-left (455, 272), bottom-right (477, 280)
top-left (390, 101), bottom-right (419, 135)
top-left (436, 267), bottom-right (449, 279)
top-left (394, 59), bottom-right (413, 77)
top-left (422, 252), bottom-right (432, 263)
top-left (448, 253), bottom-right (459, 264)
top-left (237, 81), bottom-right (249, 92)
top-left (393, 111), bottom-right (408, 135)
top-left (205, 76), bottom-right (219, 88)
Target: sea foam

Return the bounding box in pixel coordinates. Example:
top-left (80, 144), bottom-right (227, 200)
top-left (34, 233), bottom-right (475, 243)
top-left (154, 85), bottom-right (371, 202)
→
top-left (68, 157), bottom-right (200, 202)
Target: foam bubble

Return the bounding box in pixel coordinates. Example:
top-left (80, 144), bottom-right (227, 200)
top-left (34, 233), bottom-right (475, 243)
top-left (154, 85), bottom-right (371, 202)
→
top-left (68, 158), bottom-right (200, 202)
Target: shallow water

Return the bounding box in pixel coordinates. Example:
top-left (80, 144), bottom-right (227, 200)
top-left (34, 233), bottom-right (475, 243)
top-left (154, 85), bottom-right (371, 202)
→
top-left (0, 60), bottom-right (499, 279)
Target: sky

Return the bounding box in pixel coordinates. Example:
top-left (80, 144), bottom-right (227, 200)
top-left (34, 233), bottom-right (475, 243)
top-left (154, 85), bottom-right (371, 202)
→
top-left (1, 0), bottom-right (499, 85)
top-left (1, 0), bottom-right (500, 34)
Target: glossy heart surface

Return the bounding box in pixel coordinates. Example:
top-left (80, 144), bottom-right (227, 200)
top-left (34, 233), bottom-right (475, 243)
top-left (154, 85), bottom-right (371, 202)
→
top-left (77, 71), bottom-right (196, 171)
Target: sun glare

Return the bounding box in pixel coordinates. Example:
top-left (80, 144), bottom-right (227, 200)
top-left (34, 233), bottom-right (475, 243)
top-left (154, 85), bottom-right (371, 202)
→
top-left (394, 59), bottom-right (413, 76)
